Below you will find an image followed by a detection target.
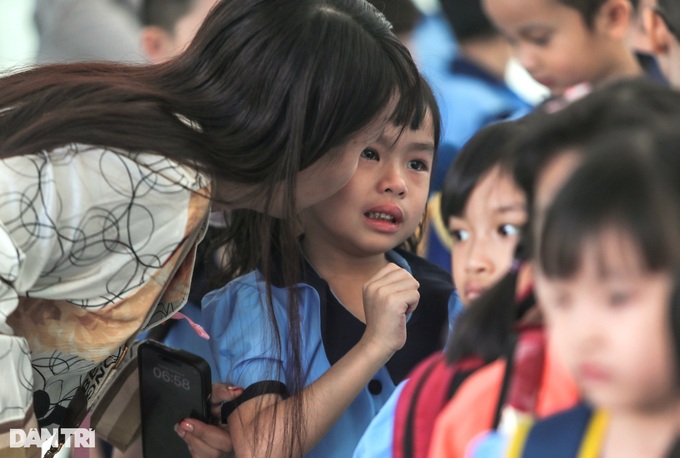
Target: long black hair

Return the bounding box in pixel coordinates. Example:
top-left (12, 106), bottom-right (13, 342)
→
top-left (0, 0), bottom-right (427, 241)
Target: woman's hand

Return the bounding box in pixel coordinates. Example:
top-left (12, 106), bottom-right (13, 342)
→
top-left (177, 383), bottom-right (243, 458)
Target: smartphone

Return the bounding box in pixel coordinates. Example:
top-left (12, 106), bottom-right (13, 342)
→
top-left (138, 340), bottom-right (212, 458)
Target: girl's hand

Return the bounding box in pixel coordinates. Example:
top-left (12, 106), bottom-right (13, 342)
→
top-left (177, 383), bottom-right (243, 458)
top-left (361, 263), bottom-right (420, 356)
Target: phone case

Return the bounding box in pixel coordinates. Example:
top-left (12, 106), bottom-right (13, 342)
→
top-left (138, 340), bottom-right (212, 458)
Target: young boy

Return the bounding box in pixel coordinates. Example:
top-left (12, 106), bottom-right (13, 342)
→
top-left (482, 0), bottom-right (643, 95)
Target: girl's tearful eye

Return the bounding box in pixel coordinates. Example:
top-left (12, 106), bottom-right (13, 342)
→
top-left (407, 159), bottom-right (429, 172)
top-left (361, 149), bottom-right (379, 161)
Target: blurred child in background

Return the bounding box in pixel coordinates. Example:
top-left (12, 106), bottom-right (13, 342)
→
top-left (507, 128), bottom-right (680, 457)
top-left (482, 0), bottom-right (643, 100)
top-left (626, 0), bottom-right (666, 81)
top-left (33, 0), bottom-right (145, 63)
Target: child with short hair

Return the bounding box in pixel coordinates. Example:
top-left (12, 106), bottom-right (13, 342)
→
top-left (509, 130), bottom-right (680, 457)
top-left (203, 78), bottom-right (460, 458)
top-left (440, 123), bottom-right (528, 310)
top-left (482, 0), bottom-right (643, 95)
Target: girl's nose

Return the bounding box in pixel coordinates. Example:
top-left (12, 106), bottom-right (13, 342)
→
top-left (381, 166), bottom-right (407, 197)
top-left (465, 237), bottom-right (492, 275)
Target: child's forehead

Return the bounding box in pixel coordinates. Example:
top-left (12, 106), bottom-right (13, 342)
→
top-left (376, 116), bottom-right (435, 147)
top-left (542, 226), bottom-right (650, 283)
top-left (462, 168), bottom-right (526, 214)
top-left (581, 228), bottom-right (648, 276)
top-left (534, 150), bottom-right (583, 217)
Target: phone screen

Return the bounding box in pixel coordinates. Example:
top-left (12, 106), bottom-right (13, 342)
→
top-left (139, 341), bottom-right (210, 458)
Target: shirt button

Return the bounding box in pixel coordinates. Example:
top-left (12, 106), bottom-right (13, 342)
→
top-left (368, 379), bottom-right (382, 395)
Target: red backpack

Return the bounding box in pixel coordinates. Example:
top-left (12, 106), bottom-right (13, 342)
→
top-left (392, 325), bottom-right (546, 458)
top-left (392, 352), bottom-right (487, 458)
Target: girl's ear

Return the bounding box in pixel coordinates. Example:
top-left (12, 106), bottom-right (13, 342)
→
top-left (647, 8), bottom-right (673, 55)
top-left (596, 0), bottom-right (633, 40)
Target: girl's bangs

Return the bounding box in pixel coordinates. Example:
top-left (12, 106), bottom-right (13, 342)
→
top-left (539, 149), bottom-right (680, 279)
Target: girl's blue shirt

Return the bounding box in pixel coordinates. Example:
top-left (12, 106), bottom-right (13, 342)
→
top-left (203, 249), bottom-right (461, 457)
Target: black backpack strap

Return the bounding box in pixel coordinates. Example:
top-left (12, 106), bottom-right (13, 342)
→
top-left (492, 335), bottom-right (518, 430)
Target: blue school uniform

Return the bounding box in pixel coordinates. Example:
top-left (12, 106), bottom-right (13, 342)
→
top-left (505, 403), bottom-right (607, 458)
top-left (467, 403), bottom-right (608, 458)
top-left (353, 380), bottom-right (406, 458)
top-left (203, 249), bottom-right (461, 457)
top-left (411, 13), bottom-right (458, 78)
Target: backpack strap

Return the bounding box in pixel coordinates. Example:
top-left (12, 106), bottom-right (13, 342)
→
top-left (492, 336), bottom-right (518, 430)
top-left (393, 352), bottom-right (485, 458)
top-left (393, 353), bottom-right (441, 458)
top-left (493, 326), bottom-right (547, 433)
